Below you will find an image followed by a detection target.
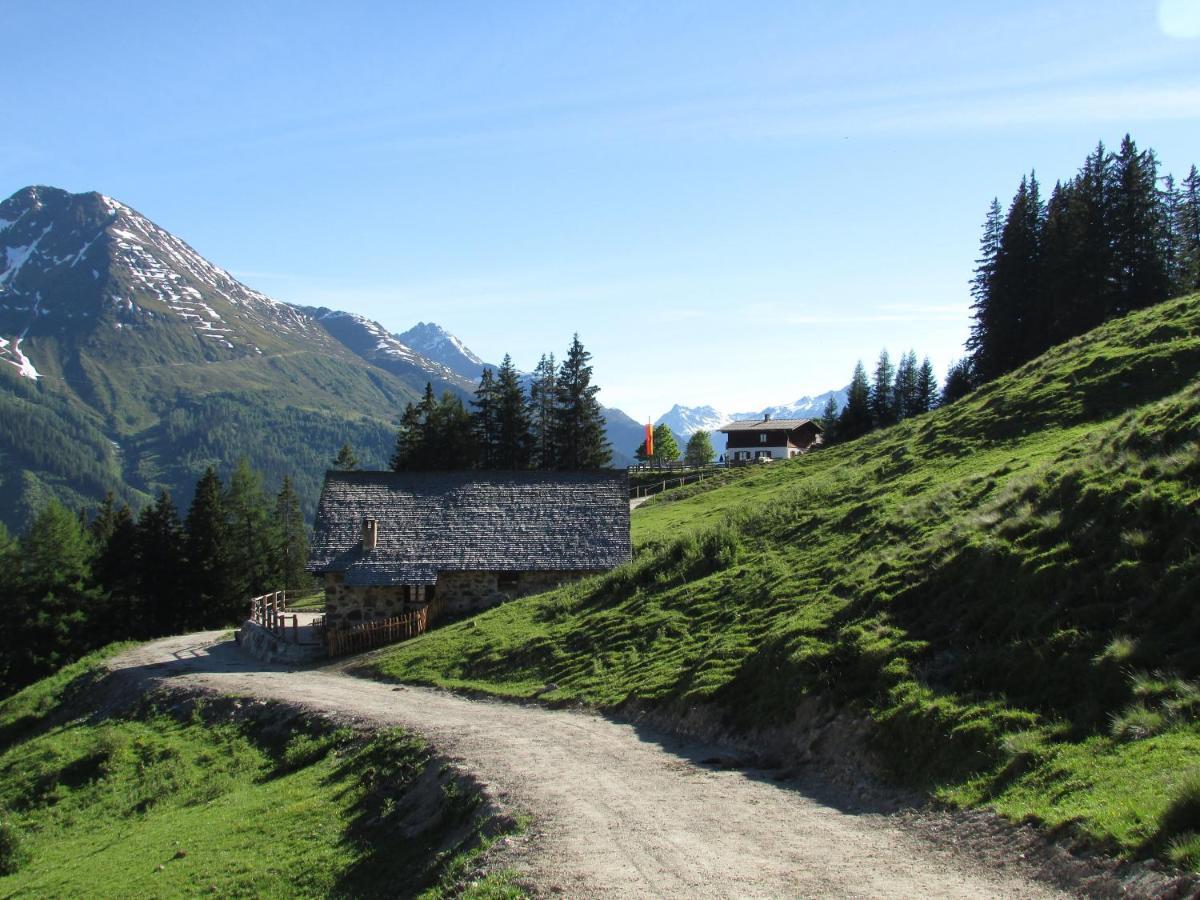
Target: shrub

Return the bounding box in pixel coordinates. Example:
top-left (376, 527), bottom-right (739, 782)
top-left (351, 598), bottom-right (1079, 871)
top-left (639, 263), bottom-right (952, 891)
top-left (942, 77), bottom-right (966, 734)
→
top-left (1093, 635), bottom-right (1138, 666)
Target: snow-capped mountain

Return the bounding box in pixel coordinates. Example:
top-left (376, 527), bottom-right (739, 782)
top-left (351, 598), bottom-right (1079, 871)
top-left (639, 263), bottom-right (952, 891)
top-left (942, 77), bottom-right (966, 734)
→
top-left (299, 307), bottom-right (470, 394)
top-left (396, 321), bottom-right (486, 381)
top-left (655, 388), bottom-right (849, 450)
top-left (0, 184), bottom-right (646, 524)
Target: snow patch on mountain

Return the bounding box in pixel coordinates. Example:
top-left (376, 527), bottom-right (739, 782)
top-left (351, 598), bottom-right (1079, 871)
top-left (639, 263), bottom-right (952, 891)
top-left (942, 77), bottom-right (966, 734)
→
top-left (655, 388), bottom-right (849, 445)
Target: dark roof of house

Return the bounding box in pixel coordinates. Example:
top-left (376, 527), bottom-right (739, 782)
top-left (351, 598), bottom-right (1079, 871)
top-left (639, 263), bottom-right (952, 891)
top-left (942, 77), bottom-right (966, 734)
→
top-left (308, 470), bottom-right (632, 586)
top-left (718, 418), bottom-right (822, 432)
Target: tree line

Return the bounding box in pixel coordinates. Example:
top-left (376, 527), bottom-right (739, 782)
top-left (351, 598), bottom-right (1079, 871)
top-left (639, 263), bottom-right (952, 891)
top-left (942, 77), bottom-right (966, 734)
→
top-left (964, 135), bottom-right (1199, 388)
top-left (0, 460), bottom-right (308, 697)
top-left (387, 334), bottom-right (613, 472)
top-left (821, 349), bottom-right (941, 444)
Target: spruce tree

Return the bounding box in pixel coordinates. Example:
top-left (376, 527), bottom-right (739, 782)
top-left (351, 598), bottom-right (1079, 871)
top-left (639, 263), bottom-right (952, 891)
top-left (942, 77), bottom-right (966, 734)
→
top-left (838, 362), bottom-right (873, 441)
top-left (138, 489), bottom-right (187, 634)
top-left (892, 350), bottom-right (919, 420)
top-left (186, 467), bottom-right (232, 628)
top-left (1176, 164), bottom-right (1200, 291)
top-left (226, 458), bottom-right (273, 602)
top-left (527, 353), bottom-right (558, 470)
top-left (392, 383), bottom-right (438, 471)
top-left (684, 430), bottom-right (716, 467)
top-left (95, 504), bottom-right (139, 639)
top-left (869, 350), bottom-right (897, 427)
top-left (1109, 135), bottom-right (1170, 314)
top-left (494, 355), bottom-right (533, 469)
top-left (471, 368), bottom-right (500, 469)
top-left (973, 173), bottom-right (1043, 380)
top-left (966, 197), bottom-right (1003, 365)
top-left (9, 501), bottom-right (103, 686)
top-left (915, 357), bottom-right (938, 415)
top-left (435, 392), bottom-right (477, 470)
top-left (273, 475), bottom-right (309, 594)
top-left (1065, 142), bottom-right (1115, 331)
top-left (941, 359), bottom-right (976, 405)
top-left (555, 335), bottom-right (612, 469)
top-left (332, 443), bottom-right (359, 471)
top-left (819, 396), bottom-right (839, 444)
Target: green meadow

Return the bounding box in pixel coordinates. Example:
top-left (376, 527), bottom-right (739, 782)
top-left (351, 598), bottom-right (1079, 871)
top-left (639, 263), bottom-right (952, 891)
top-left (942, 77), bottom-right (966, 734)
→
top-left (361, 292), bottom-right (1200, 869)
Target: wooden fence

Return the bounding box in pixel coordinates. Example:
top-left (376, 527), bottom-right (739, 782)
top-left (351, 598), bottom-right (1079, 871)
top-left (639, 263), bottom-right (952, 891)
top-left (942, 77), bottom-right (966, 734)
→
top-left (249, 590), bottom-right (302, 643)
top-left (326, 607), bottom-right (430, 658)
top-left (630, 469), bottom-right (721, 499)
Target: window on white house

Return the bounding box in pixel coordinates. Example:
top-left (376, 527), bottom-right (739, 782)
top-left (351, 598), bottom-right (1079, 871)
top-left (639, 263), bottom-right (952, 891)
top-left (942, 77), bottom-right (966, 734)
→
top-left (759, 433), bottom-right (768, 443)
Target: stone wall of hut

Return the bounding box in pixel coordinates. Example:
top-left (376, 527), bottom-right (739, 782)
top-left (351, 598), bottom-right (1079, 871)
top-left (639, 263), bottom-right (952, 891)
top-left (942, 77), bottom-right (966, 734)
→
top-left (324, 570), bottom-right (603, 625)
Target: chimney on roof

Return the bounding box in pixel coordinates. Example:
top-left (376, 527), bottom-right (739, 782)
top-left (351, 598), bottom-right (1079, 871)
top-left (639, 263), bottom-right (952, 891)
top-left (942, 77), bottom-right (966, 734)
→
top-left (763, 413), bottom-right (771, 422)
top-left (362, 518), bottom-right (378, 551)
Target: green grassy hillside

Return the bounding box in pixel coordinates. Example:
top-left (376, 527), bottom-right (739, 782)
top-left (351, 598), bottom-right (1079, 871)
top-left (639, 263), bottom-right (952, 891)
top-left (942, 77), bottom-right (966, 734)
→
top-left (0, 649), bottom-right (522, 897)
top-left (362, 292), bottom-right (1200, 869)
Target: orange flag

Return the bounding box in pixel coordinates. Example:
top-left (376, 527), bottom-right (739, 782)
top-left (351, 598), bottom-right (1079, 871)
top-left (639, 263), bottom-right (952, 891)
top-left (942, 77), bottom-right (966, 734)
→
top-left (645, 422), bottom-right (655, 457)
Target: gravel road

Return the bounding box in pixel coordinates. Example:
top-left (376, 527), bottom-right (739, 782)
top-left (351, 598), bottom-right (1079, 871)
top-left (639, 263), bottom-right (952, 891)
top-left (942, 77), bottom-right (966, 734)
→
top-left (110, 632), bottom-right (1067, 899)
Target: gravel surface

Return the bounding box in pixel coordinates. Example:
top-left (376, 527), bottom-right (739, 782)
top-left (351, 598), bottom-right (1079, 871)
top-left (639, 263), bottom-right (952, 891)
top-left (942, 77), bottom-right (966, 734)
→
top-left (110, 632), bottom-right (1072, 899)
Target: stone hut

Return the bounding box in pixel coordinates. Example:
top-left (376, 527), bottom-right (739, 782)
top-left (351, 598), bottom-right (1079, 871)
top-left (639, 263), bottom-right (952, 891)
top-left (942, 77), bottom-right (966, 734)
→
top-left (307, 470), bottom-right (632, 627)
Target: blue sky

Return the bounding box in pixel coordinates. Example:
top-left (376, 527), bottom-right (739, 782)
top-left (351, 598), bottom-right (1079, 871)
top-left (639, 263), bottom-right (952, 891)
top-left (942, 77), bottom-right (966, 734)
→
top-left (4, 1), bottom-right (1199, 418)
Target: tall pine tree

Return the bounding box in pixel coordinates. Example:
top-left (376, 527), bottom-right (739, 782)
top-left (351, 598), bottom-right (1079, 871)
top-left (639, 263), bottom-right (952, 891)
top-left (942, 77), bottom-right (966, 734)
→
top-left (272, 475), bottom-right (309, 593)
top-left (226, 458), bottom-right (274, 602)
top-left (494, 355), bottom-right (533, 469)
top-left (555, 335), bottom-right (612, 469)
top-left (137, 490), bottom-right (186, 634)
top-left (185, 468), bottom-right (233, 628)
top-left (528, 353), bottom-right (559, 470)
top-left (1109, 135), bottom-right (1170, 314)
top-left (869, 350), bottom-right (897, 428)
top-left (838, 361), bottom-right (873, 441)
top-left (471, 368), bottom-right (500, 469)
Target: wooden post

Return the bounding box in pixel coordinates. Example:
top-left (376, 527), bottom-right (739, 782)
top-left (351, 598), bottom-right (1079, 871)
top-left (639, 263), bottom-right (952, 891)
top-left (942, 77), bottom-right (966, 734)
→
top-left (291, 615), bottom-right (298, 642)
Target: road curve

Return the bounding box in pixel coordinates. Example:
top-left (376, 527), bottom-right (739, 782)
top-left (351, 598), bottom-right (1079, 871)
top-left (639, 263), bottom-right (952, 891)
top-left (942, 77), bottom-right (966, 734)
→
top-left (110, 633), bottom-right (1066, 899)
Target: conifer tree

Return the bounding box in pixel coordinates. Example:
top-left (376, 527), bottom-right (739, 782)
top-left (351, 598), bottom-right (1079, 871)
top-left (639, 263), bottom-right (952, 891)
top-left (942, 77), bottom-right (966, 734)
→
top-left (555, 335), bottom-right (612, 469)
top-left (527, 353), bottom-right (559, 470)
top-left (684, 430), bottom-right (716, 467)
top-left (392, 383), bottom-right (438, 471)
top-left (494, 355), bottom-right (533, 469)
top-left (273, 475), bottom-right (309, 593)
top-left (819, 396), bottom-right (839, 444)
top-left (7, 501), bottom-right (102, 686)
top-left (226, 458), bottom-right (273, 602)
top-left (869, 350), bottom-right (897, 427)
top-left (95, 504), bottom-right (139, 639)
top-left (471, 368), bottom-right (500, 469)
top-left (138, 489), bottom-right (187, 634)
top-left (975, 173), bottom-right (1043, 380)
top-left (892, 350), bottom-right (920, 420)
top-left (941, 359), bottom-right (976, 405)
top-left (1176, 165), bottom-right (1200, 291)
top-left (185, 467), bottom-right (232, 628)
top-left (332, 443), bottom-right (359, 471)
top-left (1109, 135), bottom-right (1170, 314)
top-left (0, 523), bottom-right (16, 689)
top-left (435, 392), bottom-right (477, 470)
top-left (1064, 142), bottom-right (1115, 330)
top-left (915, 357), bottom-right (939, 415)
top-left (838, 361), bottom-right (873, 441)
top-left (966, 197), bottom-right (1004, 361)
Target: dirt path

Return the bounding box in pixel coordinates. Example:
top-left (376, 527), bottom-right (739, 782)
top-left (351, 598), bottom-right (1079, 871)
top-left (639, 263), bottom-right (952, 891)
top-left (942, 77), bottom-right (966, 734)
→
top-left (110, 633), bottom-right (1068, 899)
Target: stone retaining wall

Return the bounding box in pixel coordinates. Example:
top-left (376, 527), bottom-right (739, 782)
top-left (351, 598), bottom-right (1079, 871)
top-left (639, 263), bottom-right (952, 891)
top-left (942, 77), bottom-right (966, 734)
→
top-left (236, 620), bottom-right (327, 665)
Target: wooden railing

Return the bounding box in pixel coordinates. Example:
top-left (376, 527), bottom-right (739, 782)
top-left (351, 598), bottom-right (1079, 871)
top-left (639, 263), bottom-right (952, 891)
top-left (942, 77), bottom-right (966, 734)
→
top-left (630, 469), bottom-right (721, 499)
top-left (326, 607), bottom-right (429, 658)
top-left (249, 590), bottom-right (301, 643)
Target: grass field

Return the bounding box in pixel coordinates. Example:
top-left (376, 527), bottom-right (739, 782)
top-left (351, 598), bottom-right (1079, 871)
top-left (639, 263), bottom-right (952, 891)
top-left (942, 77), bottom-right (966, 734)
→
top-left (360, 292), bottom-right (1200, 869)
top-left (0, 648), bottom-right (523, 898)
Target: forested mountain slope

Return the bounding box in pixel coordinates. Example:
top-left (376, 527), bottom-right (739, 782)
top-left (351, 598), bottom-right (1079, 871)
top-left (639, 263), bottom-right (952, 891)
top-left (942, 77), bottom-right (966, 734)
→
top-left (366, 291), bottom-right (1200, 870)
top-left (0, 188), bottom-right (483, 525)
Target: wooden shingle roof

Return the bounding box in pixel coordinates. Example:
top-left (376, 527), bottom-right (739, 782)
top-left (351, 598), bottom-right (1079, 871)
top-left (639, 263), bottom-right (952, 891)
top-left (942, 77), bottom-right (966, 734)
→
top-left (308, 470), bottom-right (632, 586)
